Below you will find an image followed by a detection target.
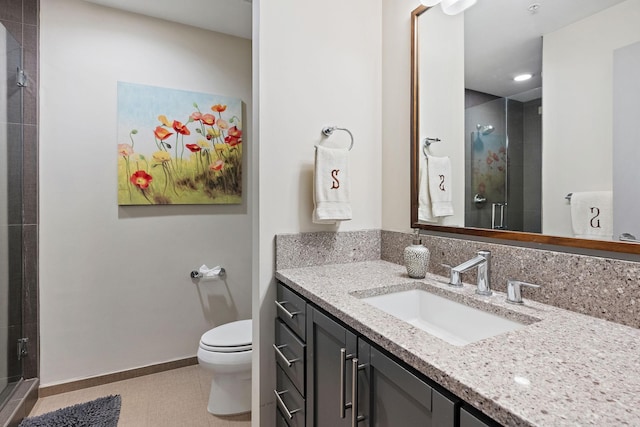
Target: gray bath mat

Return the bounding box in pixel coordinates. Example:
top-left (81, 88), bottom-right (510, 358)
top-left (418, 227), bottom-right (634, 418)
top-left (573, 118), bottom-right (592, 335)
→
top-left (19, 395), bottom-right (121, 427)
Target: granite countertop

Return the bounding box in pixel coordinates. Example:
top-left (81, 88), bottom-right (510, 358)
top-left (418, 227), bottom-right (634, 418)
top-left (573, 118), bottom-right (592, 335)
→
top-left (275, 260), bottom-right (640, 427)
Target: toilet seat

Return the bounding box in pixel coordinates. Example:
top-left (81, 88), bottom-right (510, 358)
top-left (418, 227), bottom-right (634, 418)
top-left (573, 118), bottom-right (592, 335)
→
top-left (199, 319), bottom-right (252, 353)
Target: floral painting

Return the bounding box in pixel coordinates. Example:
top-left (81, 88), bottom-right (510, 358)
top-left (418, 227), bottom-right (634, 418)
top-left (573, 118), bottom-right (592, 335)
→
top-left (117, 82), bottom-right (243, 205)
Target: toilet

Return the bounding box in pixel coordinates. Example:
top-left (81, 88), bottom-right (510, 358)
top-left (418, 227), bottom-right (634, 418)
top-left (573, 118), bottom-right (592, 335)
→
top-left (197, 319), bottom-right (252, 415)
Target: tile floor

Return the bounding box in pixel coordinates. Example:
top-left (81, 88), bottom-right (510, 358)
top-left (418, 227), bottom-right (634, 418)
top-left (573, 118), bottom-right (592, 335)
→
top-left (26, 365), bottom-right (251, 427)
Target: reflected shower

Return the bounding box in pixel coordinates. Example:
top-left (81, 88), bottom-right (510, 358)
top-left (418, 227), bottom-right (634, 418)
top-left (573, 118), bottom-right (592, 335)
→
top-left (477, 124), bottom-right (494, 135)
top-left (473, 123), bottom-right (494, 151)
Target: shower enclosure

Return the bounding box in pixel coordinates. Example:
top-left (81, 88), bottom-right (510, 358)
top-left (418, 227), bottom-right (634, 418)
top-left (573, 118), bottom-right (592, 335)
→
top-left (1, 22), bottom-right (25, 409)
top-left (464, 92), bottom-right (542, 232)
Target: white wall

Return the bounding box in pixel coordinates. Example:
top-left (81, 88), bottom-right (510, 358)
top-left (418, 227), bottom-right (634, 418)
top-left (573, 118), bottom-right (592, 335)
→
top-left (254, 0), bottom-right (382, 424)
top-left (542, 0), bottom-right (640, 237)
top-left (40, 0), bottom-right (252, 386)
top-left (613, 41), bottom-right (640, 240)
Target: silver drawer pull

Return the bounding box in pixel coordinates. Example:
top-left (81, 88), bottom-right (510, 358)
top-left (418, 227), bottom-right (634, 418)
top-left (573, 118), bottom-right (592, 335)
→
top-left (273, 344), bottom-right (300, 367)
top-left (274, 389), bottom-right (301, 420)
top-left (340, 348), bottom-right (354, 418)
top-left (351, 358), bottom-right (366, 427)
top-left (275, 300), bottom-right (301, 318)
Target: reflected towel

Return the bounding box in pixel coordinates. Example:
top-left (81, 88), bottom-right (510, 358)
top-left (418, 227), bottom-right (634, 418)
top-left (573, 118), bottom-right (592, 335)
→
top-left (418, 157), bottom-right (436, 222)
top-left (570, 191), bottom-right (613, 240)
top-left (312, 145), bottom-right (352, 224)
top-left (427, 156), bottom-right (454, 217)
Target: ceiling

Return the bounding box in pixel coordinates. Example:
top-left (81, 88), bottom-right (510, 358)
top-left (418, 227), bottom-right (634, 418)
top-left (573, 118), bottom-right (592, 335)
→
top-left (82, 0), bottom-right (252, 39)
top-left (464, 0), bottom-right (627, 101)
top-left (83, 0), bottom-right (626, 101)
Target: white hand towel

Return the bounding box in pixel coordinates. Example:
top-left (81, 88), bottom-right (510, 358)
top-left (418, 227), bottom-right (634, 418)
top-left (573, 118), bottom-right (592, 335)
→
top-left (312, 145), bottom-right (352, 224)
top-left (418, 157), bottom-right (436, 222)
top-left (570, 191), bottom-right (613, 240)
top-left (427, 156), bottom-right (454, 217)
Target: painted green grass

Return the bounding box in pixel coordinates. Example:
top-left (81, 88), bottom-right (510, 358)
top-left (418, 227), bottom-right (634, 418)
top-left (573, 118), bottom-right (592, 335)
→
top-left (118, 149), bottom-right (242, 205)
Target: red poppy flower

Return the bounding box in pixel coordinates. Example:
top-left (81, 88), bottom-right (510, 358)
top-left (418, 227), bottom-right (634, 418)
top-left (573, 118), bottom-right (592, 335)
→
top-left (201, 114), bottom-right (216, 126)
top-left (130, 170), bottom-right (153, 189)
top-left (211, 104), bottom-right (227, 113)
top-left (154, 126), bottom-right (173, 141)
top-left (228, 126), bottom-right (242, 138)
top-left (186, 143), bottom-right (201, 153)
top-left (210, 160), bottom-right (224, 171)
top-left (172, 120), bottom-right (191, 136)
top-left (191, 112), bottom-right (202, 121)
top-left (225, 135), bottom-right (242, 147)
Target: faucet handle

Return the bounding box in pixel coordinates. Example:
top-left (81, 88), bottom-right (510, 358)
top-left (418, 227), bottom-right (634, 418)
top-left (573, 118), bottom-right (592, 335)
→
top-left (506, 280), bottom-right (540, 304)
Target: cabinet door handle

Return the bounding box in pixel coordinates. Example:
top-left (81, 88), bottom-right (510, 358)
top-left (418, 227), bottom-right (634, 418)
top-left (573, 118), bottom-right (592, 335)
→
top-left (275, 300), bottom-right (301, 318)
top-left (274, 389), bottom-right (301, 420)
top-left (351, 358), bottom-right (366, 427)
top-left (340, 348), bottom-right (354, 418)
top-left (273, 344), bottom-right (300, 367)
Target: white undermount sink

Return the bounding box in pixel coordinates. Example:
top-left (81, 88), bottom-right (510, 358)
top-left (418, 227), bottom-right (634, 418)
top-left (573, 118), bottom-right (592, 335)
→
top-left (361, 289), bottom-right (527, 346)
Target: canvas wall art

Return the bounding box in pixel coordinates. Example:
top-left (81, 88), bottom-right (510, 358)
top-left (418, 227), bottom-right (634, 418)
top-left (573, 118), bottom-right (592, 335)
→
top-left (117, 82), bottom-right (244, 205)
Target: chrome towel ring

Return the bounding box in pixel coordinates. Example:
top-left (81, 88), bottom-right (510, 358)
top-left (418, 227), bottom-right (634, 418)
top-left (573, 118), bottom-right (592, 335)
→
top-left (423, 137), bottom-right (441, 156)
top-left (321, 126), bottom-right (354, 151)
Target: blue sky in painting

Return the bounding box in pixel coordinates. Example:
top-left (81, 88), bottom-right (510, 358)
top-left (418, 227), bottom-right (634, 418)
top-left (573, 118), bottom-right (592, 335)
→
top-left (117, 82), bottom-right (243, 155)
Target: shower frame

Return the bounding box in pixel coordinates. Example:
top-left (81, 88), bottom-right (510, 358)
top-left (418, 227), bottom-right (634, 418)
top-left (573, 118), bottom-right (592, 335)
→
top-left (0, 1), bottom-right (41, 424)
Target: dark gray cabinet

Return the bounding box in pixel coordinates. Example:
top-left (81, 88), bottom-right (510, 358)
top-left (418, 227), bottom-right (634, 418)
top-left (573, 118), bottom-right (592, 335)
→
top-left (307, 307), bottom-right (357, 426)
top-left (357, 341), bottom-right (458, 426)
top-left (460, 406), bottom-right (499, 427)
top-left (307, 305), bottom-right (458, 427)
top-left (275, 284), bottom-right (308, 426)
top-left (275, 282), bottom-right (502, 427)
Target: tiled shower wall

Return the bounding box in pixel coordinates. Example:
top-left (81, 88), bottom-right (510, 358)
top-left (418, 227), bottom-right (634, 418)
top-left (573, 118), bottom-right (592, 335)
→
top-left (0, 0), bottom-right (39, 392)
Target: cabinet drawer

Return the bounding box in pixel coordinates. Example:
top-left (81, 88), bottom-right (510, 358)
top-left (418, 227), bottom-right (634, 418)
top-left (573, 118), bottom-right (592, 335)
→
top-left (275, 319), bottom-right (306, 396)
top-left (276, 366), bottom-right (305, 427)
top-left (276, 408), bottom-right (290, 427)
top-left (276, 283), bottom-right (307, 340)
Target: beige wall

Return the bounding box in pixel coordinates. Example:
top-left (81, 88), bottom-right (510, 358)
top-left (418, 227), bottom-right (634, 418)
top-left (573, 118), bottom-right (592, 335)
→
top-left (39, 0), bottom-right (253, 385)
top-left (542, 0), bottom-right (640, 237)
top-left (255, 0), bottom-right (382, 423)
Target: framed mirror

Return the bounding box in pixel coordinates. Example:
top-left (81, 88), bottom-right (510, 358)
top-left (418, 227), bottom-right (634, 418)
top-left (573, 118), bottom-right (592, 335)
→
top-left (410, 1), bottom-right (640, 254)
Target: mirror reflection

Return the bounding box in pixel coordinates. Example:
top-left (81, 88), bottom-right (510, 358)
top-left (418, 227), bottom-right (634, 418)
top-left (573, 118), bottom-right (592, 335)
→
top-left (412, 0), bottom-right (640, 249)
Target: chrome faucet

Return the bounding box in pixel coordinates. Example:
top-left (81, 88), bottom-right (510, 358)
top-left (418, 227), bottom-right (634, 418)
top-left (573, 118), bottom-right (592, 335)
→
top-left (448, 250), bottom-right (492, 296)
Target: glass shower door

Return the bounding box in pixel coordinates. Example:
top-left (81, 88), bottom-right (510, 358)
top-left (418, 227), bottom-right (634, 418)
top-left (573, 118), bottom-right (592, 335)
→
top-left (0, 22), bottom-right (24, 407)
top-left (465, 97), bottom-right (508, 229)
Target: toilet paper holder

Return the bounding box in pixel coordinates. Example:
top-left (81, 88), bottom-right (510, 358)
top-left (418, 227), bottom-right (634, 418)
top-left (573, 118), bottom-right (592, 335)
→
top-left (190, 266), bottom-right (226, 280)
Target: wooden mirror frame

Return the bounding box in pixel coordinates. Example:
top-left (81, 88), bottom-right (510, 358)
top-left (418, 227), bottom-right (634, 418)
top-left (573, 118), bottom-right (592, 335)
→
top-left (409, 5), bottom-right (640, 255)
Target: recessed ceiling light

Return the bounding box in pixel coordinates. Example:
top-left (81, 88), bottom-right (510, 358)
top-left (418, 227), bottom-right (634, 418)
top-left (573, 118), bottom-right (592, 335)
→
top-left (514, 73), bottom-right (533, 82)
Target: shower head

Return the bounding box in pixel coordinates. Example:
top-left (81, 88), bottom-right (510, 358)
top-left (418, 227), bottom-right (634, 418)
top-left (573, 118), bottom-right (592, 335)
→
top-left (476, 124), bottom-right (495, 135)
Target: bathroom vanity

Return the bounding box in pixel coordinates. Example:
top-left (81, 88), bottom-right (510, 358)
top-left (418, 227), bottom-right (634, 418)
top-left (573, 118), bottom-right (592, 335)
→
top-left (274, 281), bottom-right (492, 427)
top-left (273, 260), bottom-right (640, 427)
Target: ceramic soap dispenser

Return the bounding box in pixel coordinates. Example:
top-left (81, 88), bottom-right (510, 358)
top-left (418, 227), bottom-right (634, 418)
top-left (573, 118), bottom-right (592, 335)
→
top-left (404, 230), bottom-right (430, 279)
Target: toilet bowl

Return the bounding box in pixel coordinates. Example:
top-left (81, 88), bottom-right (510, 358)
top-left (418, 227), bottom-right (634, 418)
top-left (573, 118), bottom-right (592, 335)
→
top-left (197, 319), bottom-right (252, 415)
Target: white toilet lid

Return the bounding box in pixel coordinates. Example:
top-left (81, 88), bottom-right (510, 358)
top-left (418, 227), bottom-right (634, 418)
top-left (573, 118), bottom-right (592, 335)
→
top-left (200, 319), bottom-right (252, 351)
